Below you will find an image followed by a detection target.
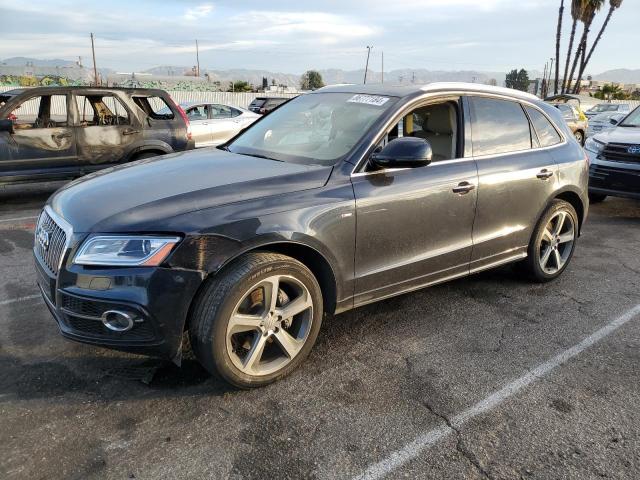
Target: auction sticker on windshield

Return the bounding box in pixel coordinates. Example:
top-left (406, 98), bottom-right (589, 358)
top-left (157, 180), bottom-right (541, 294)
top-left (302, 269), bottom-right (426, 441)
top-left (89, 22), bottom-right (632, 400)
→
top-left (347, 94), bottom-right (390, 107)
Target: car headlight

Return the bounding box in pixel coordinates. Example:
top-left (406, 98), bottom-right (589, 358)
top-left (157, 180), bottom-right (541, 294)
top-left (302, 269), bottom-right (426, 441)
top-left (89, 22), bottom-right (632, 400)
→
top-left (584, 137), bottom-right (605, 154)
top-left (74, 235), bottom-right (181, 266)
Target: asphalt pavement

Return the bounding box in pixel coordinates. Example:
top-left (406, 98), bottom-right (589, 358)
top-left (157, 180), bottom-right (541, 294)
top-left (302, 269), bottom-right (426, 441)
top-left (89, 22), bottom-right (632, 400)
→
top-left (1, 182), bottom-right (639, 480)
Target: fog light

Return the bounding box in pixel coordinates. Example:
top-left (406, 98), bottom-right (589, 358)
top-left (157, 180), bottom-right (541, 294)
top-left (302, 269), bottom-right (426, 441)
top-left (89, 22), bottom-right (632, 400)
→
top-left (101, 310), bottom-right (136, 332)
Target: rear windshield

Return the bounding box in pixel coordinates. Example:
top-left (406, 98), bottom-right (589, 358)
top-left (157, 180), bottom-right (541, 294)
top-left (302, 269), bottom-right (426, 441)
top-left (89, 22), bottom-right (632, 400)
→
top-left (132, 96), bottom-right (175, 120)
top-left (249, 99), bottom-right (266, 107)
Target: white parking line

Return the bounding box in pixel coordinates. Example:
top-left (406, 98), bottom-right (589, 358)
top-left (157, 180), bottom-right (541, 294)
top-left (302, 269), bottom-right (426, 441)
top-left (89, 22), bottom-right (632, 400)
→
top-left (0, 294), bottom-right (41, 307)
top-left (0, 215), bottom-right (38, 224)
top-left (355, 303), bottom-right (640, 480)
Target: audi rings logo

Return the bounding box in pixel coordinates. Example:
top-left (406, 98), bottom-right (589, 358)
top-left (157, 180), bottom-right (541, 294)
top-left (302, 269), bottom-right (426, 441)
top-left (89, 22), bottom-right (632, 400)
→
top-left (36, 227), bottom-right (51, 251)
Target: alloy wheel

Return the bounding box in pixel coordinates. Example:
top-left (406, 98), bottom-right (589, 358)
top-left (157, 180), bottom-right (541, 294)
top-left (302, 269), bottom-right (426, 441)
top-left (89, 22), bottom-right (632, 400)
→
top-left (225, 275), bottom-right (314, 376)
top-left (538, 210), bottom-right (576, 275)
top-left (574, 131), bottom-right (584, 145)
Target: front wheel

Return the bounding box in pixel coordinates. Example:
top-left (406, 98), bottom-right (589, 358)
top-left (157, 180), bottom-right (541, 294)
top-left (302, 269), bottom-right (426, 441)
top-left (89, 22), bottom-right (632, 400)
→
top-left (522, 200), bottom-right (579, 283)
top-left (189, 252), bottom-right (323, 388)
top-left (574, 130), bottom-right (584, 145)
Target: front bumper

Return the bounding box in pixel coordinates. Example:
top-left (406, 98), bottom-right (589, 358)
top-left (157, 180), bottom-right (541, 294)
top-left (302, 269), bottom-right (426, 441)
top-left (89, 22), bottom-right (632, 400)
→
top-left (588, 153), bottom-right (640, 200)
top-left (36, 253), bottom-right (203, 360)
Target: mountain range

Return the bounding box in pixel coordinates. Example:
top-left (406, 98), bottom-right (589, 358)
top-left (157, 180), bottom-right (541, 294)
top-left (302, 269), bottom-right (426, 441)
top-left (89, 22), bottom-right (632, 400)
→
top-left (2, 57), bottom-right (639, 86)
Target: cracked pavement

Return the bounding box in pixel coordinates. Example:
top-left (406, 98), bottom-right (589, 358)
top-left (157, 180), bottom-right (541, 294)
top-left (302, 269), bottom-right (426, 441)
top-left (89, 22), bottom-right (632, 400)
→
top-left (1, 183), bottom-right (639, 480)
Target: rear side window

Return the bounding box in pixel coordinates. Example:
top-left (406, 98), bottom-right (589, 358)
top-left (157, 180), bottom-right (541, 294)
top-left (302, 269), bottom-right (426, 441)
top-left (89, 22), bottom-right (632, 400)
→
top-left (526, 107), bottom-right (562, 148)
top-left (132, 96), bottom-right (175, 120)
top-left (76, 95), bottom-right (130, 126)
top-left (470, 97), bottom-right (532, 156)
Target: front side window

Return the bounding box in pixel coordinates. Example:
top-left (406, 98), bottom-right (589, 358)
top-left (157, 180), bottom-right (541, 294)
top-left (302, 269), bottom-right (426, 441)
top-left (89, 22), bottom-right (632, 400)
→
top-left (526, 107), bottom-right (562, 148)
top-left (470, 97), bottom-right (532, 156)
top-left (76, 95), bottom-right (130, 126)
top-left (11, 94), bottom-right (68, 129)
top-left (228, 92), bottom-right (398, 166)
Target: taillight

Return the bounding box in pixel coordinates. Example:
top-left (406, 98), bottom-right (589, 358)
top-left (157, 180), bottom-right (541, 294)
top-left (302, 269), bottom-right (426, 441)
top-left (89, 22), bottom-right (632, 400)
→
top-left (7, 113), bottom-right (16, 122)
top-left (171, 98), bottom-right (192, 141)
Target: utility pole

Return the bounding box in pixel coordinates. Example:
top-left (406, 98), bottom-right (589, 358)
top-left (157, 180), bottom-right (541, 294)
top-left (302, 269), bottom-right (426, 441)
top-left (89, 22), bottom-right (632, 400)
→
top-left (542, 62), bottom-right (548, 98)
top-left (90, 33), bottom-right (99, 86)
top-left (364, 46), bottom-right (372, 84)
top-left (412, 71), bottom-right (415, 84)
top-left (381, 51), bottom-right (384, 85)
top-left (548, 57), bottom-right (555, 96)
top-left (195, 39), bottom-right (201, 77)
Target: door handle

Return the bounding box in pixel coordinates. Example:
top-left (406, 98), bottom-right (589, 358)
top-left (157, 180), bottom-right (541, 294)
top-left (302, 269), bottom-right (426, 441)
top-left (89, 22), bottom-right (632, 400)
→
top-left (452, 182), bottom-right (476, 195)
top-left (536, 169), bottom-right (554, 180)
top-left (122, 129), bottom-right (140, 136)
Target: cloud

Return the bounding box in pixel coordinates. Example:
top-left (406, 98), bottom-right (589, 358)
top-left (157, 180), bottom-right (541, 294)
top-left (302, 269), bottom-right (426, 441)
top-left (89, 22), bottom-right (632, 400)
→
top-left (183, 4), bottom-right (214, 21)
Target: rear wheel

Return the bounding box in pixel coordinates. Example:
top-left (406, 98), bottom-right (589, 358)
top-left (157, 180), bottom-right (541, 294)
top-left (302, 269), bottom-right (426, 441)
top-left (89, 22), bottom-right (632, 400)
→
top-left (588, 192), bottom-right (607, 204)
top-left (522, 200), bottom-right (578, 283)
top-left (189, 252), bottom-right (323, 388)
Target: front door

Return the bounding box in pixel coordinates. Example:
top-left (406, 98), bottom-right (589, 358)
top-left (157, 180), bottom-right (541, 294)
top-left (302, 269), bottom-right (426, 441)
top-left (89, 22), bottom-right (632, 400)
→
top-left (184, 104), bottom-right (211, 147)
top-left (351, 98), bottom-right (478, 306)
top-left (467, 96), bottom-right (560, 272)
top-left (210, 104), bottom-right (243, 145)
top-left (3, 93), bottom-right (77, 175)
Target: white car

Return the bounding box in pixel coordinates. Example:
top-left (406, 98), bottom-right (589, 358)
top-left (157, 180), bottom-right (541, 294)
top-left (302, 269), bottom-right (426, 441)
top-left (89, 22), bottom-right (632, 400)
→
top-left (180, 102), bottom-right (260, 147)
top-left (585, 103), bottom-right (630, 119)
top-left (586, 112), bottom-right (627, 138)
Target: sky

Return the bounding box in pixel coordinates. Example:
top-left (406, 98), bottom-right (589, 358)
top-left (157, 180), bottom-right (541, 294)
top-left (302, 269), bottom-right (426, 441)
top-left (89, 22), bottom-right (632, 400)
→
top-left (0, 0), bottom-right (637, 75)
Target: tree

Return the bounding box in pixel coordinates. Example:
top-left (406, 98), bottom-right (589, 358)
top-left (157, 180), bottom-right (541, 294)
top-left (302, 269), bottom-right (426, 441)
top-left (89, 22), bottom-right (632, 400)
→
top-left (300, 70), bottom-right (325, 90)
top-left (562, 0), bottom-right (584, 93)
top-left (573, 0), bottom-right (623, 93)
top-left (594, 83), bottom-right (626, 100)
top-left (567, 0), bottom-right (605, 94)
top-left (505, 69), bottom-right (530, 92)
top-left (485, 78), bottom-right (498, 86)
top-left (227, 81), bottom-right (253, 92)
top-left (554, 0), bottom-right (565, 94)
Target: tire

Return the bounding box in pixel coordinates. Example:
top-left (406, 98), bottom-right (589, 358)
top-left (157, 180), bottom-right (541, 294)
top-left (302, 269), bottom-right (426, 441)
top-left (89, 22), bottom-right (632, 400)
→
top-left (189, 252), bottom-right (323, 388)
top-left (588, 192), bottom-right (607, 204)
top-left (574, 130), bottom-right (584, 146)
top-left (522, 200), bottom-right (579, 283)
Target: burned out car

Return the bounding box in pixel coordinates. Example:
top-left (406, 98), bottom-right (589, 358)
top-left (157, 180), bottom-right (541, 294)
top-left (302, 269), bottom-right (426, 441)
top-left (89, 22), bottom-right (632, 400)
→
top-left (35, 83), bottom-right (588, 388)
top-left (0, 87), bottom-right (194, 185)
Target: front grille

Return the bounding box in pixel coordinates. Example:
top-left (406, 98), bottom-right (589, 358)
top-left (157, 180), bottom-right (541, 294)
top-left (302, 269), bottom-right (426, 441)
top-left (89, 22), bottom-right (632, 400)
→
top-left (34, 209), bottom-right (68, 276)
top-left (601, 143), bottom-right (640, 164)
top-left (61, 294), bottom-right (105, 318)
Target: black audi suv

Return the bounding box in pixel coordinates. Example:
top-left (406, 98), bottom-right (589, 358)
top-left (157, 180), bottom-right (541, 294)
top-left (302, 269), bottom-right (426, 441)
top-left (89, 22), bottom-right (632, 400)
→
top-left (34, 83), bottom-right (589, 388)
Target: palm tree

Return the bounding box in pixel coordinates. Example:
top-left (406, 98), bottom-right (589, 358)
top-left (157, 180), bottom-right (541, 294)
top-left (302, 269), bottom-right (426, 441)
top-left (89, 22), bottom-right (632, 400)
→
top-left (561, 0), bottom-right (584, 93)
top-left (554, 0), bottom-right (565, 94)
top-left (566, 0), bottom-right (605, 93)
top-left (573, 0), bottom-right (623, 92)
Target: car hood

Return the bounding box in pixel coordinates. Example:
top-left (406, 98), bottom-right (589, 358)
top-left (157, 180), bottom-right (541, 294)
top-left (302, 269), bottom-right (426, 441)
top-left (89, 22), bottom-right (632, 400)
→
top-left (594, 126), bottom-right (640, 144)
top-left (49, 148), bottom-right (333, 233)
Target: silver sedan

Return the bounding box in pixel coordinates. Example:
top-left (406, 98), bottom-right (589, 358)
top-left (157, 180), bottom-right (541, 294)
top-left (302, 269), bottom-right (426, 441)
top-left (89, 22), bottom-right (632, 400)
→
top-left (180, 102), bottom-right (260, 148)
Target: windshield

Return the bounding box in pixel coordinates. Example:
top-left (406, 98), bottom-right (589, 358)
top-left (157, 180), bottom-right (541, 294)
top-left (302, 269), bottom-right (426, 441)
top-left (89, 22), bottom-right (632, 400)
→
top-left (228, 92), bottom-right (398, 166)
top-left (590, 104), bottom-right (619, 113)
top-left (619, 107), bottom-right (640, 127)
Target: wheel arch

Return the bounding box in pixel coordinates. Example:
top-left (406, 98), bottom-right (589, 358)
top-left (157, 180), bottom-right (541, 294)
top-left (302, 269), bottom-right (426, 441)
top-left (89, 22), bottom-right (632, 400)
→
top-left (554, 189), bottom-right (585, 234)
top-left (183, 240), bottom-right (340, 335)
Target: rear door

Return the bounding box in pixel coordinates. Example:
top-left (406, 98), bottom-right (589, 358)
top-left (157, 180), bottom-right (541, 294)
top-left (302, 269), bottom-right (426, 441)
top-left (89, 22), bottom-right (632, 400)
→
top-left (467, 96), bottom-right (560, 272)
top-left (74, 92), bottom-right (141, 166)
top-left (210, 104), bottom-right (241, 145)
top-left (2, 93), bottom-right (77, 175)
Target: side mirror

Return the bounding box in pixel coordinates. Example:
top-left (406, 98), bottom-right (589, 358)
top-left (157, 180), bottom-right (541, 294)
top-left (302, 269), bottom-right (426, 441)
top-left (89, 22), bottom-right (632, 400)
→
top-left (0, 119), bottom-right (14, 134)
top-left (610, 118), bottom-right (620, 126)
top-left (371, 137), bottom-right (433, 169)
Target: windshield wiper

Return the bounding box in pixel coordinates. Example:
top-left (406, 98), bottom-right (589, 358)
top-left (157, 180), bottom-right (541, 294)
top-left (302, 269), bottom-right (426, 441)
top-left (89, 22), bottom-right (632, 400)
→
top-left (619, 124), bottom-right (639, 128)
top-left (238, 152), bottom-right (283, 162)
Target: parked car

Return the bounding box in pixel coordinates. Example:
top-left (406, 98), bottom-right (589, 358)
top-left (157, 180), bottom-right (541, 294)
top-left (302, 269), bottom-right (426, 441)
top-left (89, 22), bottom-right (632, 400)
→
top-left (248, 96), bottom-right (290, 114)
top-left (586, 112), bottom-right (626, 138)
top-left (551, 103), bottom-right (588, 145)
top-left (0, 86), bottom-right (194, 185)
top-left (585, 103), bottom-right (630, 118)
top-left (585, 105), bottom-right (640, 203)
top-left (35, 83), bottom-right (588, 388)
top-left (178, 101), bottom-right (260, 147)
